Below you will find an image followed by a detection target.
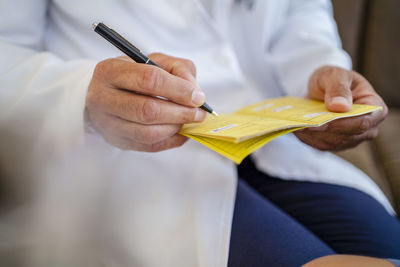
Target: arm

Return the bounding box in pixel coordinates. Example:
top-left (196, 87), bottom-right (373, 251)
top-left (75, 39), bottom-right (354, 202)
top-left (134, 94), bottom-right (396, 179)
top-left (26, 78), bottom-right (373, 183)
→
top-left (270, 0), bottom-right (351, 97)
top-left (0, 1), bottom-right (206, 153)
top-left (271, 0), bottom-right (387, 151)
top-left (0, 0), bottom-right (98, 150)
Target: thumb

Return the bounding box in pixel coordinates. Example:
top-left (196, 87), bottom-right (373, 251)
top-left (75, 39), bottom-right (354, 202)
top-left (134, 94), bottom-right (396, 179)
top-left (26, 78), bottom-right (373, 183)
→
top-left (309, 67), bottom-right (353, 113)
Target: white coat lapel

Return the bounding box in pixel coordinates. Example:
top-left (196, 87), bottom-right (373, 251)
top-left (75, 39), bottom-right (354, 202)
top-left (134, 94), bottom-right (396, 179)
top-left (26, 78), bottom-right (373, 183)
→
top-left (194, 0), bottom-right (234, 40)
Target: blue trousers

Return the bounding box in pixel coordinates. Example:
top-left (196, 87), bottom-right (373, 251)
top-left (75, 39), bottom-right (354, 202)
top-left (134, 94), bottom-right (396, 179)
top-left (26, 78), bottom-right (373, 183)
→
top-left (228, 158), bottom-right (400, 267)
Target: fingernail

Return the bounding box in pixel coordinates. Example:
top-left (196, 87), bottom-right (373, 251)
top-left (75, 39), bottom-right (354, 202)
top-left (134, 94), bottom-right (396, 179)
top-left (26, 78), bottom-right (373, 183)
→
top-left (192, 90), bottom-right (205, 106)
top-left (331, 96), bottom-right (350, 107)
top-left (195, 109), bottom-right (206, 122)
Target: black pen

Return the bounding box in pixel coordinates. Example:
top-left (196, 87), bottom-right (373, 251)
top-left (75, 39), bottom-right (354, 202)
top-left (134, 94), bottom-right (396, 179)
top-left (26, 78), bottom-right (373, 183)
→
top-left (92, 22), bottom-right (218, 116)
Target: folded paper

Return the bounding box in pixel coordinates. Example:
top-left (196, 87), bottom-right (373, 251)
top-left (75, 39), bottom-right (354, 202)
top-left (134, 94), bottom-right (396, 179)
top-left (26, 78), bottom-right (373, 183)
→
top-left (180, 97), bottom-right (382, 164)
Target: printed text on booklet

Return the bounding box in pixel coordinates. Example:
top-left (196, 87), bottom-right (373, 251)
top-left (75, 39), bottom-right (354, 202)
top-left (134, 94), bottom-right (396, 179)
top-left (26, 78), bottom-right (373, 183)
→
top-left (179, 96), bottom-right (382, 164)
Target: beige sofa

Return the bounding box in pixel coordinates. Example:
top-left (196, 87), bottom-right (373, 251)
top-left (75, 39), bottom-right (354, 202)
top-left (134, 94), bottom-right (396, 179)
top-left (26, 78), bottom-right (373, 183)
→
top-left (332, 0), bottom-right (400, 212)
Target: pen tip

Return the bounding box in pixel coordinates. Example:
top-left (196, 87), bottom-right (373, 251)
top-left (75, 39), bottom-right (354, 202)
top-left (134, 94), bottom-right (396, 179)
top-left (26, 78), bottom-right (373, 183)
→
top-left (211, 111), bottom-right (219, 116)
top-left (92, 22), bottom-right (98, 30)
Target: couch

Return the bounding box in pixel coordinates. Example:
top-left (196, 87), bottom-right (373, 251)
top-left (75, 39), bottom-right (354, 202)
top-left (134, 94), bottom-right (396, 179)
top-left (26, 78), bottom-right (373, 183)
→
top-left (332, 0), bottom-right (400, 213)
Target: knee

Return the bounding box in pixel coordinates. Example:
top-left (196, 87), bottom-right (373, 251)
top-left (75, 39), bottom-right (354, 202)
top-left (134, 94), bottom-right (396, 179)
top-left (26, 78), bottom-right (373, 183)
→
top-left (302, 255), bottom-right (395, 267)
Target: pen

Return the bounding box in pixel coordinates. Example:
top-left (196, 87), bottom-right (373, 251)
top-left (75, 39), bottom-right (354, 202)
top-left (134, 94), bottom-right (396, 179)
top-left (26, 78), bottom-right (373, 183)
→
top-left (92, 22), bottom-right (218, 116)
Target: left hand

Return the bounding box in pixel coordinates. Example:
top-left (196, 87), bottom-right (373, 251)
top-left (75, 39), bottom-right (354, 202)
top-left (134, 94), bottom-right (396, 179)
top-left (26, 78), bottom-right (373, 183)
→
top-left (294, 66), bottom-right (388, 151)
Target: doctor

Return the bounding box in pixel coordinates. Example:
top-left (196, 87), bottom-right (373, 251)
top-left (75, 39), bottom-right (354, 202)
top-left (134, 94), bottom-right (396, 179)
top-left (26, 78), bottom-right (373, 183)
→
top-left (0, 0), bottom-right (399, 266)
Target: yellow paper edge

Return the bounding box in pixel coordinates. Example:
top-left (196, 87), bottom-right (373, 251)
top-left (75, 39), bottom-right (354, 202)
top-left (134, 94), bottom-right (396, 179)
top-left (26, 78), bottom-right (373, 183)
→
top-left (181, 97), bottom-right (382, 144)
top-left (180, 97), bottom-right (383, 164)
top-left (181, 127), bottom-right (303, 164)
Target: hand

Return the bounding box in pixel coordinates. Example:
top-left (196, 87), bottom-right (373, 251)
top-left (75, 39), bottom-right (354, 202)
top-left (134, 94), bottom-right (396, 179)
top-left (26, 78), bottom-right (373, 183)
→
top-left (303, 255), bottom-right (395, 267)
top-left (295, 66), bottom-right (388, 151)
top-left (85, 53), bottom-right (207, 152)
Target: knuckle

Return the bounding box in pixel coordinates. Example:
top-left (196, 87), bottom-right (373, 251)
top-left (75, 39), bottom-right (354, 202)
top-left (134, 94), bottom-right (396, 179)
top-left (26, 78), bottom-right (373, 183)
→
top-left (182, 59), bottom-right (196, 73)
top-left (95, 58), bottom-right (115, 77)
top-left (336, 80), bottom-right (350, 90)
top-left (94, 58), bottom-right (127, 87)
top-left (358, 116), bottom-right (371, 132)
top-left (94, 60), bottom-right (107, 73)
top-left (140, 68), bottom-right (162, 92)
top-left (331, 82), bottom-right (351, 97)
top-left (138, 99), bottom-right (161, 124)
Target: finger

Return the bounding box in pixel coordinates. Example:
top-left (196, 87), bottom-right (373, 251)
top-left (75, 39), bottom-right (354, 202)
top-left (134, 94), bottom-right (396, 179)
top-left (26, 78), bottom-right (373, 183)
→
top-left (295, 129), bottom-right (333, 151)
top-left (97, 58), bottom-right (205, 107)
top-left (295, 127), bottom-right (379, 151)
top-left (348, 72), bottom-right (389, 116)
top-left (117, 54), bottom-right (197, 82)
top-left (309, 67), bottom-right (353, 112)
top-left (119, 134), bottom-right (188, 152)
top-left (309, 110), bottom-right (385, 135)
top-left (349, 71), bottom-right (379, 103)
top-left (115, 55), bottom-right (134, 62)
top-left (307, 124), bottom-right (328, 132)
top-left (322, 68), bottom-right (353, 112)
top-left (148, 53), bottom-right (197, 83)
top-left (110, 115), bottom-right (183, 145)
top-left (90, 112), bottom-right (188, 151)
top-left (90, 88), bottom-right (207, 124)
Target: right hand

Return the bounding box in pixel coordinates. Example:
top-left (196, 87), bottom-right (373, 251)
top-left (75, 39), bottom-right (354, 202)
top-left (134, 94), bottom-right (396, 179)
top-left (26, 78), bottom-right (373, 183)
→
top-left (86, 53), bottom-right (207, 152)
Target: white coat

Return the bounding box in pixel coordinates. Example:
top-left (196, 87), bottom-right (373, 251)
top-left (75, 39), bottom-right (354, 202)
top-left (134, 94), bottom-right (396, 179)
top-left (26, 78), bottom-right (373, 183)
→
top-left (0, 0), bottom-right (394, 266)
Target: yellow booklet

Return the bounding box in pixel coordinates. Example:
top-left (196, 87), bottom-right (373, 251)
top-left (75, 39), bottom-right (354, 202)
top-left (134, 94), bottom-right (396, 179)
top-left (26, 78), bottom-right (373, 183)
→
top-left (179, 96), bottom-right (382, 164)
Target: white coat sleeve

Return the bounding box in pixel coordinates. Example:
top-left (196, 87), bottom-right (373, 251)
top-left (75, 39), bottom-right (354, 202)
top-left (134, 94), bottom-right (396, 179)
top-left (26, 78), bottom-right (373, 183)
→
top-left (0, 0), bottom-right (96, 154)
top-left (270, 0), bottom-right (352, 97)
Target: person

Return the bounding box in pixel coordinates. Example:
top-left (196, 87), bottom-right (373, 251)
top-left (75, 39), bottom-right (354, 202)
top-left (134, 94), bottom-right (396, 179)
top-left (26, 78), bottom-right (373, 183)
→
top-left (0, 0), bottom-right (399, 266)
